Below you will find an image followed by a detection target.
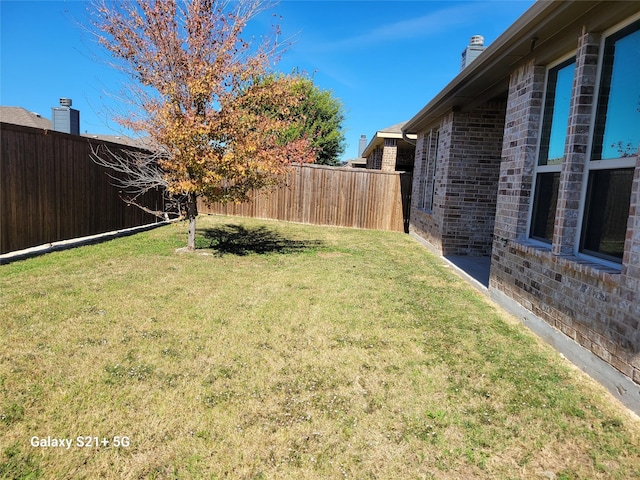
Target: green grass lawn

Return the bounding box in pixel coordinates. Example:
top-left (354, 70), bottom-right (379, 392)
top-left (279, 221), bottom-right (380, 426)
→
top-left (1, 215), bottom-right (639, 479)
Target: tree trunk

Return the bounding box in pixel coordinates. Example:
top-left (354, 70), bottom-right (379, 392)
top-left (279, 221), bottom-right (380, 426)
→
top-left (186, 192), bottom-right (198, 250)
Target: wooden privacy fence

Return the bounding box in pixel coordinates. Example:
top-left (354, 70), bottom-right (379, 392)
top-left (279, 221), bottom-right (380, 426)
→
top-left (199, 163), bottom-right (412, 232)
top-left (1, 124), bottom-right (412, 254)
top-left (1, 123), bottom-right (162, 254)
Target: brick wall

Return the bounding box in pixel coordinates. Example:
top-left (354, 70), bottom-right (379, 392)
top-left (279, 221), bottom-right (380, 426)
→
top-left (444, 101), bottom-right (506, 255)
top-left (412, 132), bottom-right (426, 209)
top-left (381, 138), bottom-right (397, 172)
top-left (490, 33), bottom-right (640, 383)
top-left (412, 130), bottom-right (434, 211)
top-left (553, 31), bottom-right (600, 256)
top-left (410, 28), bottom-right (640, 384)
top-left (366, 139), bottom-right (415, 172)
top-left (366, 146), bottom-right (382, 170)
top-left (410, 102), bottom-right (505, 256)
top-left (493, 61), bottom-right (544, 246)
top-left (410, 115), bottom-right (450, 253)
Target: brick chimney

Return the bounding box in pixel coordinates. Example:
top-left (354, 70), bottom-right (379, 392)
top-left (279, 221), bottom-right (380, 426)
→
top-left (52, 98), bottom-right (80, 135)
top-left (461, 35), bottom-right (486, 70)
top-left (358, 134), bottom-right (367, 158)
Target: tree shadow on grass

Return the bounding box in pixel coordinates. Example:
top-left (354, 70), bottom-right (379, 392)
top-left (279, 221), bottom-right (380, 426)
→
top-left (198, 224), bottom-right (323, 256)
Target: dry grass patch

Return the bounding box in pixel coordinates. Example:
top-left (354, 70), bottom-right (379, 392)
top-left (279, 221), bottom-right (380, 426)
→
top-left (1, 215), bottom-right (639, 479)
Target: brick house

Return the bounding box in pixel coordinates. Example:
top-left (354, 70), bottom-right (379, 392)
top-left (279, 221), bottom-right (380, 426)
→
top-left (404, 1), bottom-right (640, 384)
top-left (362, 122), bottom-right (416, 172)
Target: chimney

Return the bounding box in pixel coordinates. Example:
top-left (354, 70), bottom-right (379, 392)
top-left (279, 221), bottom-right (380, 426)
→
top-left (52, 98), bottom-right (80, 135)
top-left (358, 134), bottom-right (367, 158)
top-left (461, 35), bottom-right (486, 70)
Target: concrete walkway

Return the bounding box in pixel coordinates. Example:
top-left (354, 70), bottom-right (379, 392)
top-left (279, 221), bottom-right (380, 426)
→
top-left (444, 255), bottom-right (491, 289)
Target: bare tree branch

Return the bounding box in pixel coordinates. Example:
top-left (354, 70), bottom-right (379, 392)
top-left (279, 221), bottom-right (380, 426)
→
top-left (89, 142), bottom-right (167, 195)
top-left (89, 142), bottom-right (183, 220)
top-left (118, 194), bottom-right (176, 221)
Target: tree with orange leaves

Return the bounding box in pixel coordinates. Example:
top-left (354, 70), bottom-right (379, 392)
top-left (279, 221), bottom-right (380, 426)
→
top-left (90, 0), bottom-right (315, 250)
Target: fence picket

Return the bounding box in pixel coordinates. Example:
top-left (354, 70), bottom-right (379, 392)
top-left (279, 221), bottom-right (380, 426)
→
top-left (1, 123), bottom-right (162, 254)
top-left (198, 163), bottom-right (411, 232)
top-left (1, 123), bottom-right (412, 255)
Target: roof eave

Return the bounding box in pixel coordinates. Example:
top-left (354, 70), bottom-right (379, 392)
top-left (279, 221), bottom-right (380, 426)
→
top-left (361, 131), bottom-right (418, 158)
top-left (402, 0), bottom-right (567, 134)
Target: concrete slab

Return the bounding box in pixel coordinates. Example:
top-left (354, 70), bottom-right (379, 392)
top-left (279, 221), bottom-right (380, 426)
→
top-left (444, 255), bottom-right (491, 288)
top-left (0, 221), bottom-right (169, 265)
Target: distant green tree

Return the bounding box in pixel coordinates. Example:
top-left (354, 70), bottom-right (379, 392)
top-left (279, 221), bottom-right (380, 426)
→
top-left (256, 74), bottom-right (346, 166)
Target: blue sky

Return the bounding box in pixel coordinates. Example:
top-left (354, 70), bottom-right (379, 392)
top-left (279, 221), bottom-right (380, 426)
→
top-left (1, 0), bottom-right (535, 161)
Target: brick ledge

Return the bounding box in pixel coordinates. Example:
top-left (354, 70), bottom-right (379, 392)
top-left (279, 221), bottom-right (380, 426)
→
top-left (508, 240), bottom-right (622, 283)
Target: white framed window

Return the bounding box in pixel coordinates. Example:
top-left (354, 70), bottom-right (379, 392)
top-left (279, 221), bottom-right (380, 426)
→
top-left (417, 133), bottom-right (429, 210)
top-left (419, 128), bottom-right (439, 212)
top-left (579, 19), bottom-right (640, 264)
top-left (529, 56), bottom-right (576, 244)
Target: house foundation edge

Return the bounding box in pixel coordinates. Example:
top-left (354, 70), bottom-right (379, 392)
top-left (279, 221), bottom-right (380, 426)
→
top-left (409, 230), bottom-right (640, 416)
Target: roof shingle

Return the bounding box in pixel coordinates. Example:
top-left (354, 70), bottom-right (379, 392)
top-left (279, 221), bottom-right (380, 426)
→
top-left (0, 106), bottom-right (52, 129)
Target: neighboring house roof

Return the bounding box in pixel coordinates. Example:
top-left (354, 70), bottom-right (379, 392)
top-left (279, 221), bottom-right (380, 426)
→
top-left (362, 121), bottom-right (418, 158)
top-left (345, 158), bottom-right (367, 168)
top-left (1, 105), bottom-right (157, 151)
top-left (82, 133), bottom-right (157, 151)
top-left (0, 106), bottom-right (52, 129)
top-left (378, 122), bottom-right (408, 135)
top-left (403, 0), bottom-right (640, 133)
